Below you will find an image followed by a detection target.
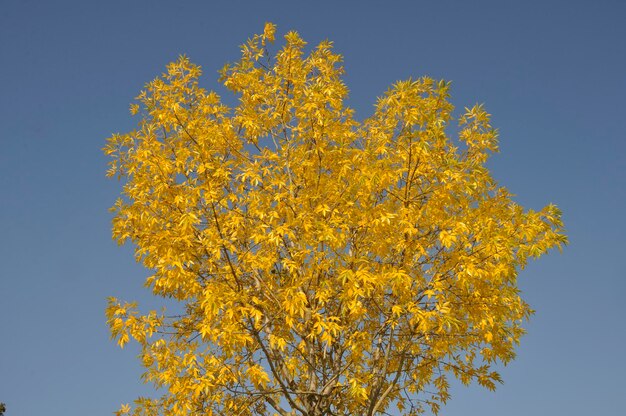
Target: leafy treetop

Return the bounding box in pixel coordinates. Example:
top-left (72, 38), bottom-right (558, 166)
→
top-left (105, 23), bottom-right (566, 416)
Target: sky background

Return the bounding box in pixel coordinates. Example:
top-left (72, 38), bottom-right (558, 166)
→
top-left (1, 0), bottom-right (624, 415)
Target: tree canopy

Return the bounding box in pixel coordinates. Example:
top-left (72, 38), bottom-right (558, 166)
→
top-left (105, 23), bottom-right (566, 416)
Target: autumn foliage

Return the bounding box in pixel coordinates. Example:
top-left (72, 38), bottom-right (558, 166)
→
top-left (105, 23), bottom-right (566, 415)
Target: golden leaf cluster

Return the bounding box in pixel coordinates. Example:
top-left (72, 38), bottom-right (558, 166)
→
top-left (105, 23), bottom-right (566, 416)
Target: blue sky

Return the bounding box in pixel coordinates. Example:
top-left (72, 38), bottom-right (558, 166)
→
top-left (1, 0), bottom-right (624, 414)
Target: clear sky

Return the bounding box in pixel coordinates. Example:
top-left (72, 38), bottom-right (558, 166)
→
top-left (1, 0), bottom-right (624, 415)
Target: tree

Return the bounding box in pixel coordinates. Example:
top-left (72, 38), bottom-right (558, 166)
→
top-left (105, 23), bottom-right (566, 416)
top-left (0, 402), bottom-right (5, 416)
